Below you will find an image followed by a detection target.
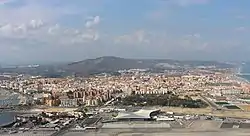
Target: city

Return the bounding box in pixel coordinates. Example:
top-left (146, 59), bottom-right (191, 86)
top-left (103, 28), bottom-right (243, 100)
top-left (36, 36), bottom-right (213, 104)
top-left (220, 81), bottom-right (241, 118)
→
top-left (1, 0), bottom-right (250, 136)
top-left (1, 61), bottom-right (250, 135)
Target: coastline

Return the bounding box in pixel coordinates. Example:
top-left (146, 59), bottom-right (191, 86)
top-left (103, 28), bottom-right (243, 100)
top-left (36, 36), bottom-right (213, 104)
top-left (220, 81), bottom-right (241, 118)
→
top-left (231, 67), bottom-right (249, 84)
top-left (0, 88), bottom-right (13, 97)
top-left (229, 73), bottom-right (249, 84)
top-left (235, 75), bottom-right (250, 84)
top-left (233, 65), bottom-right (250, 84)
top-left (0, 88), bottom-right (23, 107)
top-left (0, 112), bottom-right (16, 127)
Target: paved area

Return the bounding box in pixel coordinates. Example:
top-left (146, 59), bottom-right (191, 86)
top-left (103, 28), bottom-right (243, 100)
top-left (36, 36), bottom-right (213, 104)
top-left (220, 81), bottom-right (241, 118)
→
top-left (63, 130), bottom-right (250, 136)
top-left (1, 131), bottom-right (54, 136)
top-left (63, 120), bottom-right (250, 136)
top-left (188, 120), bottom-right (222, 130)
top-left (117, 131), bottom-right (250, 136)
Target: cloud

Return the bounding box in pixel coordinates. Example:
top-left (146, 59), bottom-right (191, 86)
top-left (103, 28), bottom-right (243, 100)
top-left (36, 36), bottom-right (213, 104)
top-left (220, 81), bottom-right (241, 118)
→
top-left (85, 16), bottom-right (100, 28)
top-left (46, 26), bottom-right (100, 45)
top-left (29, 19), bottom-right (44, 29)
top-left (0, 0), bottom-right (89, 25)
top-left (235, 27), bottom-right (247, 32)
top-left (114, 30), bottom-right (150, 45)
top-left (0, 19), bottom-right (100, 48)
top-left (48, 24), bottom-right (60, 34)
top-left (0, 0), bottom-right (15, 5)
top-left (0, 2), bottom-right (51, 24)
top-left (0, 0), bottom-right (102, 46)
top-left (0, 24), bottom-right (13, 34)
top-left (0, 0), bottom-right (249, 63)
top-left (114, 30), bottom-right (208, 52)
top-left (71, 29), bottom-right (99, 43)
top-left (167, 33), bottom-right (210, 52)
top-left (0, 24), bottom-right (27, 37)
top-left (172, 0), bottom-right (210, 7)
top-left (146, 0), bottom-right (209, 22)
top-left (0, 19), bottom-right (46, 38)
top-left (147, 10), bottom-right (165, 21)
top-left (10, 46), bottom-right (20, 51)
top-left (192, 33), bottom-right (201, 38)
top-left (236, 15), bottom-right (247, 19)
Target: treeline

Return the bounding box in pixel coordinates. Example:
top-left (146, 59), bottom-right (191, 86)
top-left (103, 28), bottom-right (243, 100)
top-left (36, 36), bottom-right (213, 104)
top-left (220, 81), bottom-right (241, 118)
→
top-left (116, 93), bottom-right (208, 108)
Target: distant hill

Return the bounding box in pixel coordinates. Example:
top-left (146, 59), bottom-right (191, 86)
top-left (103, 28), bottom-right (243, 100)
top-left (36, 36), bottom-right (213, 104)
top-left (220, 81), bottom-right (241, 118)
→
top-left (66, 56), bottom-right (155, 75)
top-left (0, 56), bottom-right (236, 77)
top-left (65, 56), bottom-right (236, 76)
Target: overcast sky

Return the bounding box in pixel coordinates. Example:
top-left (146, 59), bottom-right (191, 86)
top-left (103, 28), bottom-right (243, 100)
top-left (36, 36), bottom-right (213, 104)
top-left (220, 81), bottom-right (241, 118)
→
top-left (0, 0), bottom-right (250, 64)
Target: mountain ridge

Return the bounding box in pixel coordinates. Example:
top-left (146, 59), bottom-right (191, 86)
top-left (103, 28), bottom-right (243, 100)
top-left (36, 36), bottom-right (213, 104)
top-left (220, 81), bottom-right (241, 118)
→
top-left (0, 56), bottom-right (237, 77)
top-left (65, 56), bottom-right (235, 76)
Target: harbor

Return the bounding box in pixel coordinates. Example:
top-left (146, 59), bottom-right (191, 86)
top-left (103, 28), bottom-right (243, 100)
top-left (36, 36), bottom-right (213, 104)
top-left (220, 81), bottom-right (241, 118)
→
top-left (0, 112), bottom-right (16, 127)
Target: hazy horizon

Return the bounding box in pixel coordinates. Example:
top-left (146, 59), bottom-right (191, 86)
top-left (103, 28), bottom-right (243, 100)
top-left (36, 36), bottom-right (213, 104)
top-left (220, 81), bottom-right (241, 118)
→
top-left (0, 55), bottom-right (244, 66)
top-left (0, 0), bottom-right (250, 64)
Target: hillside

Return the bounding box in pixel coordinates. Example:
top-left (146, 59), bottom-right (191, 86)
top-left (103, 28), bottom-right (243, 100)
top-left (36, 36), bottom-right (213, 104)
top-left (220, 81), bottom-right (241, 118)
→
top-left (65, 56), bottom-right (235, 76)
top-left (0, 56), bottom-right (236, 77)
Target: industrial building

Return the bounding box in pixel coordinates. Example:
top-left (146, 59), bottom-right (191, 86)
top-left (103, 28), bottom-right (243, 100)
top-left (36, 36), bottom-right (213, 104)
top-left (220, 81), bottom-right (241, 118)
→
top-left (114, 109), bottom-right (160, 121)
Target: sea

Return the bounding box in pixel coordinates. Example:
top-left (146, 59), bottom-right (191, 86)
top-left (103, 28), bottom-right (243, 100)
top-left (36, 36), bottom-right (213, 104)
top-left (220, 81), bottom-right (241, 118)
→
top-left (0, 89), bottom-right (20, 127)
top-left (0, 112), bottom-right (16, 127)
top-left (239, 63), bottom-right (250, 81)
top-left (0, 89), bottom-right (21, 106)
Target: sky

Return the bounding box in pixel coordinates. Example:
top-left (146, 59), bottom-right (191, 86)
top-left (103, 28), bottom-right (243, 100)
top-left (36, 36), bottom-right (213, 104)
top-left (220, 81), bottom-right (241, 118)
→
top-left (0, 0), bottom-right (250, 64)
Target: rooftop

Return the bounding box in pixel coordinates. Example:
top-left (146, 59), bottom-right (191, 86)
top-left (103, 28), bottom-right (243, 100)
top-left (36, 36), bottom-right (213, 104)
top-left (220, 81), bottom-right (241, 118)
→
top-left (115, 109), bottom-right (160, 119)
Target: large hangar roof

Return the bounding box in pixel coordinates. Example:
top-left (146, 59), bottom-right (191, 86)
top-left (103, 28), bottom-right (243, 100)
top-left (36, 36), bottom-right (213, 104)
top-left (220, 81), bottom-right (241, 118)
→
top-left (115, 109), bottom-right (160, 119)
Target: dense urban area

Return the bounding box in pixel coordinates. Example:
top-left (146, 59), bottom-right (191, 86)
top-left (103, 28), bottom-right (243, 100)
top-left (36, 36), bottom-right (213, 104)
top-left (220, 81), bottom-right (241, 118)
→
top-left (1, 58), bottom-right (250, 136)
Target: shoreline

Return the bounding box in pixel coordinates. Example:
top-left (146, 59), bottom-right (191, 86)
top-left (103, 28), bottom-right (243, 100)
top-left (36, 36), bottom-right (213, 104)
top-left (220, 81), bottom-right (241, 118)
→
top-left (233, 66), bottom-right (250, 84)
top-left (231, 73), bottom-right (249, 84)
top-left (237, 75), bottom-right (249, 83)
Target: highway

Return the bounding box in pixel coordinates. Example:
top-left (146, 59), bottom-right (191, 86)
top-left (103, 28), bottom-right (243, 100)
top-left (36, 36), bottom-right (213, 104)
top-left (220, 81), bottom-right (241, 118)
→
top-left (104, 93), bottom-right (123, 106)
top-left (199, 95), bottom-right (222, 110)
top-left (50, 120), bottom-right (79, 136)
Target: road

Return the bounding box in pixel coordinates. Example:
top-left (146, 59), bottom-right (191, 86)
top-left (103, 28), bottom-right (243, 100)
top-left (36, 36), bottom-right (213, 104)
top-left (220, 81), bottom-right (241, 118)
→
top-left (104, 93), bottom-right (123, 106)
top-left (50, 115), bottom-right (101, 136)
top-left (50, 120), bottom-right (78, 136)
top-left (199, 95), bottom-right (221, 110)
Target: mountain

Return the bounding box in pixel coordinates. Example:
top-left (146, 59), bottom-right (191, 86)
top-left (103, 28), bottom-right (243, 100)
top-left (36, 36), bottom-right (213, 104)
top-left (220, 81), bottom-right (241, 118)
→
top-left (66, 56), bottom-right (153, 75)
top-left (0, 56), bottom-right (237, 77)
top-left (65, 56), bottom-right (236, 76)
